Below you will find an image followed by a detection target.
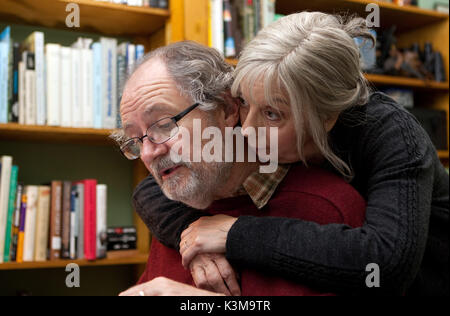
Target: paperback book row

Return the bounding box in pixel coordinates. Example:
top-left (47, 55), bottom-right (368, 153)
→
top-left (209, 0), bottom-right (281, 58)
top-left (0, 155), bottom-right (108, 264)
top-left (95, 0), bottom-right (169, 8)
top-left (0, 26), bottom-right (145, 129)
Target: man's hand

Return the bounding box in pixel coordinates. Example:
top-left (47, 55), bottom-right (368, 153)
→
top-left (180, 215), bottom-right (238, 269)
top-left (189, 253), bottom-right (241, 296)
top-left (119, 277), bottom-right (224, 296)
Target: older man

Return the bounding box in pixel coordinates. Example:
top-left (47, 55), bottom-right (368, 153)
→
top-left (115, 41), bottom-right (367, 296)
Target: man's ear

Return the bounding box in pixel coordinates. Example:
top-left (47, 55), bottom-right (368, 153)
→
top-left (223, 91), bottom-right (240, 127)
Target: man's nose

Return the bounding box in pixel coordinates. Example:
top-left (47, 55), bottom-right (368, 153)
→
top-left (140, 138), bottom-right (169, 164)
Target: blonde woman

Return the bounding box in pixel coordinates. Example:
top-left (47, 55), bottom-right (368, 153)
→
top-left (131, 12), bottom-right (449, 295)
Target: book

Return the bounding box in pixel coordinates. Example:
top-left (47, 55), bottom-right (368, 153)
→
top-left (70, 44), bottom-right (82, 128)
top-left (34, 186), bottom-right (51, 262)
top-left (10, 42), bottom-right (20, 123)
top-left (45, 44), bottom-right (61, 126)
top-left (49, 181), bottom-right (62, 260)
top-left (224, 0), bottom-right (236, 58)
top-left (0, 26), bottom-right (10, 124)
top-left (15, 192), bottom-right (27, 263)
top-left (0, 155), bottom-right (13, 264)
top-left (9, 183), bottom-right (23, 262)
top-left (60, 47), bottom-right (72, 127)
top-left (96, 184), bottom-right (107, 259)
top-left (92, 42), bottom-right (103, 129)
top-left (75, 182), bottom-right (84, 259)
top-left (82, 179), bottom-right (97, 260)
top-left (61, 181), bottom-right (72, 259)
top-left (23, 185), bottom-right (38, 262)
top-left (261, 0), bottom-right (276, 28)
top-left (69, 184), bottom-right (78, 259)
top-left (101, 37), bottom-right (118, 129)
top-left (22, 32), bottom-right (45, 125)
top-left (23, 52), bottom-right (36, 125)
top-left (3, 165), bottom-right (18, 262)
top-left (81, 47), bottom-right (94, 127)
top-left (18, 60), bottom-right (25, 125)
top-left (210, 0), bottom-right (224, 54)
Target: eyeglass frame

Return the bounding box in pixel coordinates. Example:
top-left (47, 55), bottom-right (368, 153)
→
top-left (119, 102), bottom-right (201, 159)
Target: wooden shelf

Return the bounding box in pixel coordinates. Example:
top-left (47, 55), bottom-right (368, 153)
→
top-left (276, 0), bottom-right (449, 32)
top-left (0, 250), bottom-right (148, 270)
top-left (0, 0), bottom-right (170, 37)
top-left (0, 123), bottom-right (116, 146)
top-left (438, 150), bottom-right (449, 160)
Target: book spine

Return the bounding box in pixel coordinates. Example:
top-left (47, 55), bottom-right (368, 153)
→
top-left (23, 185), bottom-right (38, 262)
top-left (24, 52), bottom-right (36, 125)
top-left (83, 179), bottom-right (97, 260)
top-left (224, 0), bottom-right (236, 58)
top-left (18, 61), bottom-right (25, 125)
top-left (69, 185), bottom-right (78, 260)
top-left (76, 183), bottom-right (84, 259)
top-left (71, 48), bottom-right (82, 127)
top-left (3, 165), bottom-right (18, 262)
top-left (61, 181), bottom-right (72, 259)
top-left (102, 38), bottom-right (118, 129)
top-left (10, 183), bottom-right (23, 262)
top-left (60, 47), bottom-right (72, 127)
top-left (92, 43), bottom-right (103, 129)
top-left (9, 42), bottom-right (20, 123)
top-left (45, 44), bottom-right (61, 126)
top-left (16, 193), bottom-right (27, 263)
top-left (211, 0), bottom-right (224, 55)
top-left (0, 42), bottom-right (7, 123)
top-left (96, 184), bottom-right (107, 259)
top-left (81, 48), bottom-right (93, 128)
top-left (34, 186), bottom-right (51, 262)
top-left (34, 32), bottom-right (45, 126)
top-left (49, 181), bottom-right (62, 260)
top-left (0, 156), bottom-right (13, 263)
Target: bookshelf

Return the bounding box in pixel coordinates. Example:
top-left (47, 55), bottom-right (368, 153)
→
top-left (0, 0), bottom-right (187, 289)
top-left (218, 0), bottom-right (450, 167)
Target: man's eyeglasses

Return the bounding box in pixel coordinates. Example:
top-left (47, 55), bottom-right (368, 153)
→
top-left (120, 103), bottom-right (201, 160)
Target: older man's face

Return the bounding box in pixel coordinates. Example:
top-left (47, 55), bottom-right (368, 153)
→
top-left (120, 58), bottom-right (232, 209)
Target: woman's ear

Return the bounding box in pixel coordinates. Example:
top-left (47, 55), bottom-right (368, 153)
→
top-left (223, 91), bottom-right (240, 127)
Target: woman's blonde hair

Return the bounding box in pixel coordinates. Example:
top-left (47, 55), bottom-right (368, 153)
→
top-left (232, 12), bottom-right (374, 179)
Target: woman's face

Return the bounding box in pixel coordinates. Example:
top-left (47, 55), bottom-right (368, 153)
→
top-left (239, 82), bottom-right (302, 164)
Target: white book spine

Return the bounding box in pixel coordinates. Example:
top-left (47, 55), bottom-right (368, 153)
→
top-left (60, 47), bottom-right (72, 127)
top-left (96, 184), bottom-right (107, 259)
top-left (23, 185), bottom-right (38, 262)
top-left (102, 38), bottom-right (118, 129)
top-left (25, 70), bottom-right (36, 125)
top-left (0, 156), bottom-right (13, 264)
top-left (34, 186), bottom-right (51, 262)
top-left (211, 0), bottom-right (224, 55)
top-left (71, 48), bottom-right (82, 128)
top-left (34, 32), bottom-right (46, 125)
top-left (81, 48), bottom-right (93, 128)
top-left (46, 44), bottom-right (61, 126)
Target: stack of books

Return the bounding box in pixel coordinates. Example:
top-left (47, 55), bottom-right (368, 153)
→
top-left (0, 155), bottom-right (108, 264)
top-left (209, 0), bottom-right (280, 58)
top-left (0, 26), bottom-right (145, 129)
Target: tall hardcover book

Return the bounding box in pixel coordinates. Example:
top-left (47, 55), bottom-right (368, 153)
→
top-left (70, 45), bottom-right (82, 127)
top-left (10, 183), bottom-right (23, 262)
top-left (210, 0), bottom-right (224, 55)
top-left (61, 181), bottom-right (72, 259)
top-left (10, 42), bottom-right (21, 123)
top-left (101, 38), bottom-right (118, 129)
top-left (96, 184), bottom-right (107, 259)
top-left (81, 47), bottom-right (94, 128)
top-left (0, 26), bottom-right (10, 123)
top-left (82, 179), bottom-right (97, 260)
top-left (23, 52), bottom-right (36, 125)
top-left (60, 47), bottom-right (72, 127)
top-left (49, 181), bottom-right (62, 260)
top-left (69, 185), bottom-right (78, 259)
top-left (75, 182), bottom-right (84, 259)
top-left (18, 60), bottom-right (26, 125)
top-left (22, 32), bottom-right (45, 125)
top-left (3, 165), bottom-right (18, 262)
top-left (23, 185), bottom-right (38, 262)
top-left (0, 155), bottom-right (13, 264)
top-left (45, 44), bottom-right (61, 126)
top-left (34, 186), bottom-right (51, 262)
top-left (92, 42), bottom-right (103, 129)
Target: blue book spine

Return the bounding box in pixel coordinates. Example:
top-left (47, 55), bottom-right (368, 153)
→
top-left (0, 26), bottom-right (10, 123)
top-left (4, 165), bottom-right (18, 262)
top-left (92, 43), bottom-right (103, 129)
top-left (136, 44), bottom-right (145, 63)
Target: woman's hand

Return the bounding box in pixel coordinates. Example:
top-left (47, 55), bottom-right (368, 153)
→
top-left (179, 215), bottom-right (238, 269)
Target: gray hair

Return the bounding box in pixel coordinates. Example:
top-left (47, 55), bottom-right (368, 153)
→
top-left (127, 40), bottom-right (234, 112)
top-left (232, 12), bottom-right (374, 180)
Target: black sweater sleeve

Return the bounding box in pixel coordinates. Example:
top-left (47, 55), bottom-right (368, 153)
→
top-left (132, 176), bottom-right (210, 251)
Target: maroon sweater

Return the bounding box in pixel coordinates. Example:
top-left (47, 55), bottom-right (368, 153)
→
top-left (138, 164), bottom-right (366, 295)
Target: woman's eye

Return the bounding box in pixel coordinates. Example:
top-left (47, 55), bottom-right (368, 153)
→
top-left (264, 110), bottom-right (281, 121)
top-left (238, 97), bottom-right (248, 107)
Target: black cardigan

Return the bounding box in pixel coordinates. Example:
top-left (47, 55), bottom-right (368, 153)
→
top-left (132, 93), bottom-right (449, 295)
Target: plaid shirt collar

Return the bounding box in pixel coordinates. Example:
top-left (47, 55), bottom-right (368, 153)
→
top-left (241, 164), bottom-right (291, 210)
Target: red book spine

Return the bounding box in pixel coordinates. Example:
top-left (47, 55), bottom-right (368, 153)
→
top-left (82, 179), bottom-right (97, 260)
